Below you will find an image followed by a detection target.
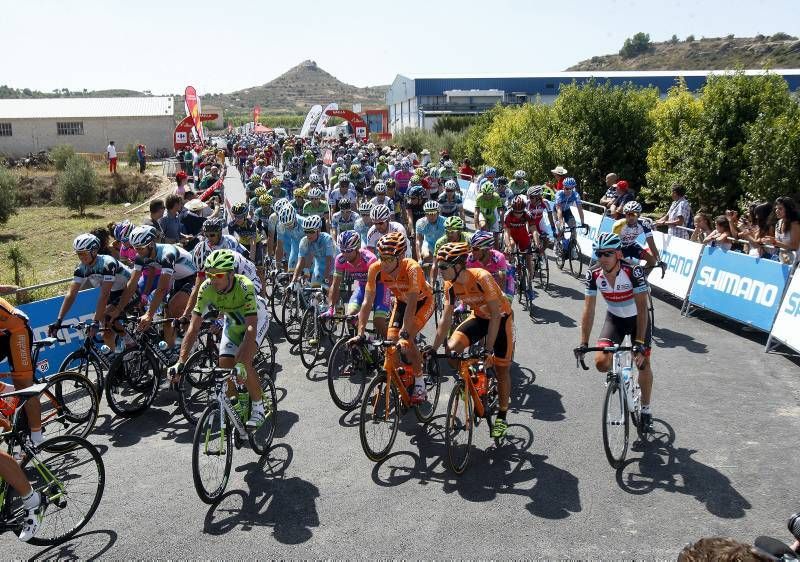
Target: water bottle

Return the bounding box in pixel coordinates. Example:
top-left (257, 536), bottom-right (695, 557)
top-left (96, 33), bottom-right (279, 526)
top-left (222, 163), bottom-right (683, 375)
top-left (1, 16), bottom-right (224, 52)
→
top-left (157, 341), bottom-right (169, 352)
top-left (475, 371), bottom-right (488, 397)
top-left (99, 344), bottom-right (113, 356)
top-left (621, 366), bottom-right (633, 402)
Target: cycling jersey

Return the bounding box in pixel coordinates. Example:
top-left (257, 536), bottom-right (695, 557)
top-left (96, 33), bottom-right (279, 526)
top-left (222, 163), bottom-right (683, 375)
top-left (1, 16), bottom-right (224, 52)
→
top-left (336, 249), bottom-right (390, 316)
top-left (134, 244), bottom-right (196, 280)
top-left (366, 222), bottom-right (409, 256)
top-left (277, 219), bottom-right (306, 269)
top-left (415, 215), bottom-right (446, 251)
top-left (553, 190), bottom-right (582, 214)
top-left (407, 201), bottom-right (425, 225)
top-left (368, 196), bottom-right (395, 216)
top-left (228, 218), bottom-right (260, 247)
top-left (268, 187), bottom-right (288, 200)
top-left (585, 263), bottom-right (648, 318)
top-left (437, 193), bottom-right (463, 217)
top-left (612, 218), bottom-right (652, 248)
top-left (503, 209), bottom-right (534, 250)
top-left (508, 179), bottom-right (529, 196)
top-left (328, 188), bottom-right (358, 210)
top-left (475, 193), bottom-right (504, 228)
top-left (466, 250), bottom-right (513, 296)
top-left (0, 297), bottom-right (32, 381)
top-left (527, 200), bottom-right (552, 232)
top-left (331, 211), bottom-right (357, 235)
top-left (434, 232), bottom-right (470, 254)
top-left (392, 170), bottom-right (413, 194)
top-left (334, 248), bottom-right (376, 283)
top-left (303, 201), bottom-right (329, 219)
top-left (73, 254), bottom-right (131, 292)
top-left (193, 274), bottom-right (267, 352)
top-left (196, 252), bottom-right (262, 294)
top-left (366, 258), bottom-right (433, 303)
top-left (445, 267), bottom-right (512, 320)
top-left (298, 232), bottom-right (336, 261)
top-left (354, 217), bottom-right (370, 247)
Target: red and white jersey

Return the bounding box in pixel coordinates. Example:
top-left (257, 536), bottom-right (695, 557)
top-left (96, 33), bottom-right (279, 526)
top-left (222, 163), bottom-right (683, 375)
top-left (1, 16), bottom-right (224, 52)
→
top-left (584, 263), bottom-right (649, 318)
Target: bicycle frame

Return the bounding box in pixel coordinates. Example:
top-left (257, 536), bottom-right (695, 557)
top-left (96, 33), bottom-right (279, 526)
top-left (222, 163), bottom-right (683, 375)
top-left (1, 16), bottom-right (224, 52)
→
top-left (457, 357), bottom-right (487, 419)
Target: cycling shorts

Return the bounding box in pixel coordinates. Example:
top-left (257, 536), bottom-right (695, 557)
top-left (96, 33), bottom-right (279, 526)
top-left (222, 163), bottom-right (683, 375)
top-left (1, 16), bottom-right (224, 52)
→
top-left (219, 296), bottom-right (270, 357)
top-left (348, 282), bottom-right (390, 318)
top-left (621, 245), bottom-right (648, 261)
top-left (388, 296), bottom-right (433, 338)
top-left (0, 326), bottom-right (34, 383)
top-left (304, 257), bottom-right (331, 288)
top-left (451, 313), bottom-right (514, 367)
top-left (168, 274), bottom-right (196, 301)
top-left (509, 230), bottom-right (532, 251)
top-left (597, 311), bottom-right (652, 355)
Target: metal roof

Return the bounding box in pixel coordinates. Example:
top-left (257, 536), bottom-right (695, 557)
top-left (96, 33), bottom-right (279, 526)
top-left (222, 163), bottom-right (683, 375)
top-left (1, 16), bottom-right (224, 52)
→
top-left (0, 97), bottom-right (174, 119)
top-left (399, 69), bottom-right (800, 80)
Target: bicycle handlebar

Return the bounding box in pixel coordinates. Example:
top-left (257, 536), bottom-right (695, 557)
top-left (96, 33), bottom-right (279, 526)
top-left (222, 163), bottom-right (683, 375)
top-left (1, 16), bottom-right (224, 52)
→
top-left (573, 345), bottom-right (633, 370)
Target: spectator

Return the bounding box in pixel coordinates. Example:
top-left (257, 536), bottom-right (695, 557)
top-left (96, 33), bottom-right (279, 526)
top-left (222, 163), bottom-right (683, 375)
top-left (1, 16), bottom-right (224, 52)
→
top-left (106, 140), bottom-right (117, 174)
top-left (90, 226), bottom-right (113, 256)
top-left (159, 194), bottom-right (184, 244)
top-left (599, 173), bottom-right (618, 208)
top-left (175, 171), bottom-right (189, 196)
top-left (677, 537), bottom-right (771, 561)
top-left (764, 196), bottom-right (800, 264)
top-left (183, 147), bottom-right (193, 175)
top-left (608, 180), bottom-right (635, 219)
top-left (142, 199), bottom-right (166, 241)
top-left (459, 158), bottom-right (475, 181)
top-left (731, 202), bottom-right (775, 258)
top-left (690, 211), bottom-right (714, 243)
top-left (655, 183), bottom-right (692, 239)
top-left (703, 216), bottom-right (733, 250)
top-left (550, 165), bottom-right (568, 191)
top-left (136, 144), bottom-right (147, 173)
top-left (198, 165), bottom-right (220, 190)
top-left (420, 149), bottom-right (431, 167)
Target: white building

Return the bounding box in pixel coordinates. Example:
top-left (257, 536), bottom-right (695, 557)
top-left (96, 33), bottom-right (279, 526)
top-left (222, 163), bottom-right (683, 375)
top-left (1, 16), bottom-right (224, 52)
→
top-left (0, 97), bottom-right (175, 157)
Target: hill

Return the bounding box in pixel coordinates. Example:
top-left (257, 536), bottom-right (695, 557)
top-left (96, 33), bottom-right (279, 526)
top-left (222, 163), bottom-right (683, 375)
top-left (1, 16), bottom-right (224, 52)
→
top-left (0, 86), bottom-right (146, 99)
top-left (203, 60), bottom-right (388, 114)
top-left (568, 33), bottom-right (800, 71)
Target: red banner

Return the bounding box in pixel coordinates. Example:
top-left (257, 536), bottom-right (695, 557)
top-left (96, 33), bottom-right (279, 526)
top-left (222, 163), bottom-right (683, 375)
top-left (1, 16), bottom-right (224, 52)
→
top-left (324, 109), bottom-right (369, 140)
top-left (174, 112), bottom-right (220, 150)
top-left (254, 106), bottom-right (261, 124)
top-left (184, 86), bottom-right (204, 142)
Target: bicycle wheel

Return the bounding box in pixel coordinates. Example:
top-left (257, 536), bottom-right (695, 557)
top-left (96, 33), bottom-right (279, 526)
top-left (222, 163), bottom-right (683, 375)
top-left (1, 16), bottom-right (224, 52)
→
top-left (104, 348), bottom-right (159, 417)
top-left (248, 372), bottom-right (277, 455)
top-left (40, 371), bottom-right (99, 440)
top-left (554, 238), bottom-right (566, 269)
top-left (568, 239), bottom-right (584, 278)
top-left (178, 348), bottom-right (217, 425)
top-left (281, 291), bottom-right (303, 345)
top-left (414, 353), bottom-right (441, 423)
top-left (254, 334), bottom-right (276, 381)
top-left (516, 261), bottom-right (529, 309)
top-left (298, 308), bottom-right (323, 369)
top-left (59, 349), bottom-right (105, 395)
top-left (10, 435), bottom-right (105, 546)
top-left (192, 403), bottom-right (233, 504)
top-left (270, 282), bottom-right (286, 328)
top-left (327, 338), bottom-right (370, 411)
top-left (537, 251), bottom-right (550, 290)
top-left (445, 380), bottom-right (473, 475)
top-left (602, 378), bottom-right (629, 469)
top-left (359, 373), bottom-right (399, 462)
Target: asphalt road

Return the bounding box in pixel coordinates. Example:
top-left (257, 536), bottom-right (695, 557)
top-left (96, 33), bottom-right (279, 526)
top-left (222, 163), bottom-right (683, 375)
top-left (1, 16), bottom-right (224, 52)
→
top-left (8, 172), bottom-right (800, 559)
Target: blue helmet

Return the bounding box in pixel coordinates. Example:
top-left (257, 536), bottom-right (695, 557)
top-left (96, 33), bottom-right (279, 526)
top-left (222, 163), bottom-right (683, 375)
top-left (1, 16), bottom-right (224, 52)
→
top-left (485, 167), bottom-right (497, 177)
top-left (337, 230), bottom-right (361, 252)
top-left (563, 177), bottom-right (577, 189)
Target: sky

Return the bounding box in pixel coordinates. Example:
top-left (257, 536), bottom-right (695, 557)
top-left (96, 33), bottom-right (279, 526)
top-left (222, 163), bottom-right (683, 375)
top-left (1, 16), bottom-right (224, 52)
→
top-left (3, 0), bottom-right (797, 95)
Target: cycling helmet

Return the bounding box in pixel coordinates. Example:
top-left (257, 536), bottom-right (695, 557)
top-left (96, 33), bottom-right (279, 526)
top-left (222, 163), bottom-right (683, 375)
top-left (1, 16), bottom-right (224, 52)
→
top-left (593, 232), bottom-right (622, 251)
top-left (279, 205), bottom-right (297, 226)
top-left (514, 170), bottom-right (526, 179)
top-left (444, 216), bottom-right (464, 231)
top-left (192, 241), bottom-right (212, 271)
top-left (205, 248), bottom-right (236, 272)
top-left (429, 168), bottom-right (440, 179)
top-left (563, 177), bottom-right (577, 189)
top-left (510, 196), bottom-right (526, 211)
top-left (350, 164), bottom-right (360, 173)
top-left (408, 185), bottom-right (426, 199)
top-left (423, 200), bottom-right (440, 213)
top-left (337, 230), bottom-right (361, 252)
top-left (370, 204), bottom-right (391, 222)
top-left (308, 187), bottom-right (323, 199)
top-left (129, 225), bottom-right (158, 247)
top-left (259, 194), bottom-right (273, 207)
top-left (202, 216), bottom-right (226, 233)
top-left (497, 176), bottom-right (509, 186)
top-left (414, 167), bottom-right (425, 177)
top-left (270, 177), bottom-right (281, 187)
top-left (338, 174), bottom-right (350, 183)
top-left (265, 165), bottom-right (275, 173)
top-left (444, 179), bottom-right (457, 191)
top-left (409, 176), bottom-right (422, 186)
top-left (303, 214), bottom-right (322, 232)
top-left (443, 160), bottom-right (454, 169)
top-left (480, 183), bottom-right (496, 196)
top-left (249, 174), bottom-right (261, 183)
top-left (273, 198), bottom-right (289, 212)
top-left (113, 220), bottom-right (133, 243)
top-left (231, 202), bottom-right (248, 218)
top-left (436, 242), bottom-right (470, 264)
top-left (309, 173), bottom-right (321, 184)
top-left (469, 230), bottom-right (495, 250)
top-left (254, 186), bottom-right (267, 197)
top-left (527, 185), bottom-right (544, 197)
top-left (385, 178), bottom-right (396, 188)
top-left (623, 200), bottom-right (642, 215)
top-left (359, 201), bottom-right (373, 215)
top-left (73, 233), bottom-right (100, 253)
top-left (484, 167), bottom-right (497, 177)
top-left (293, 186), bottom-right (307, 198)
top-left (337, 198), bottom-right (351, 210)
top-left (376, 231), bottom-right (407, 256)
top-left (374, 182), bottom-right (386, 194)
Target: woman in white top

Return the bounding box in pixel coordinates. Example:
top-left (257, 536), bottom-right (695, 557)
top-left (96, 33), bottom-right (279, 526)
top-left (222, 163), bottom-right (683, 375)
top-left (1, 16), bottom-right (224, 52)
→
top-left (702, 215), bottom-right (733, 251)
top-left (764, 197), bottom-right (800, 264)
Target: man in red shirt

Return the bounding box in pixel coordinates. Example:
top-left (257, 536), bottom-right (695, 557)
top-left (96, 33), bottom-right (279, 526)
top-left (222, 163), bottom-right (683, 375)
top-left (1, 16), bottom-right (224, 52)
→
top-left (550, 165), bottom-right (568, 191)
top-left (459, 158), bottom-right (475, 181)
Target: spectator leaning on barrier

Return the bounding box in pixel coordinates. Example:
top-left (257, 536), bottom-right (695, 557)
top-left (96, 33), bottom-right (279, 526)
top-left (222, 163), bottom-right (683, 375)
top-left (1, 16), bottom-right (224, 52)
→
top-left (459, 159), bottom-right (475, 181)
top-left (690, 211), bottom-right (713, 243)
top-left (550, 165), bottom-right (568, 191)
top-left (655, 183), bottom-right (692, 239)
top-left (136, 144), bottom-right (147, 173)
top-left (608, 180), bottom-right (635, 219)
top-left (599, 173), bottom-right (618, 208)
top-left (159, 194), bottom-right (184, 244)
top-left (702, 216), bottom-right (733, 250)
top-left (175, 170), bottom-right (189, 196)
top-left (728, 202), bottom-right (775, 259)
top-left (766, 196), bottom-right (800, 264)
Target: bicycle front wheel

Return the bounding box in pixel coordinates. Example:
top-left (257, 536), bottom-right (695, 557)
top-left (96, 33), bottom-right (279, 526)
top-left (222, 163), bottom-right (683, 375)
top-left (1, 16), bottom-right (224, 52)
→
top-left (11, 435), bottom-right (105, 546)
top-left (298, 308), bottom-right (323, 369)
top-left (327, 338), bottom-right (369, 411)
top-left (178, 348), bottom-right (217, 425)
top-left (568, 239), bottom-right (584, 278)
top-left (192, 404), bottom-right (233, 504)
top-left (40, 371), bottom-right (99, 440)
top-left (104, 348), bottom-right (159, 417)
top-left (281, 291), bottom-right (303, 345)
top-left (248, 373), bottom-right (278, 455)
top-left (554, 239), bottom-right (566, 269)
top-left (602, 379), bottom-right (629, 469)
top-left (445, 380), bottom-right (474, 475)
top-left (537, 251), bottom-right (550, 290)
top-left (359, 374), bottom-right (399, 462)
top-left (59, 349), bottom-right (105, 394)
top-left (414, 353), bottom-right (441, 423)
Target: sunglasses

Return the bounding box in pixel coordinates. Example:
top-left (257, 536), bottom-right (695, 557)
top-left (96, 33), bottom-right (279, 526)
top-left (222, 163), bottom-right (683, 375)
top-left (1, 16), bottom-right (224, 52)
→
top-left (596, 251), bottom-right (617, 258)
top-left (133, 245), bottom-right (150, 252)
top-left (206, 270), bottom-right (228, 278)
top-left (205, 232), bottom-right (221, 238)
top-left (76, 250), bottom-right (94, 257)
top-left (380, 255), bottom-right (397, 263)
top-left (438, 263), bottom-right (456, 271)
top-left (374, 221), bottom-right (388, 226)
top-left (425, 211), bottom-right (439, 215)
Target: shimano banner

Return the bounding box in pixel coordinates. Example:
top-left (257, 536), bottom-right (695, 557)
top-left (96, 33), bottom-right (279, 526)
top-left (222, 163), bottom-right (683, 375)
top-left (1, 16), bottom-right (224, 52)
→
top-left (649, 232), bottom-right (703, 299)
top-left (574, 208), bottom-right (614, 258)
top-left (767, 268), bottom-right (800, 353)
top-left (688, 247), bottom-right (791, 331)
top-left (461, 179), bottom-right (477, 215)
top-left (0, 288), bottom-right (100, 381)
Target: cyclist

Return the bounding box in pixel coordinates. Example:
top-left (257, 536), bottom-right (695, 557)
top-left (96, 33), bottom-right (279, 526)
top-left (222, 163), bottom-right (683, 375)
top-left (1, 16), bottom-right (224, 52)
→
top-left (369, 182), bottom-right (395, 219)
top-left (170, 250), bottom-right (268, 428)
top-left (467, 230), bottom-right (512, 300)
top-left (327, 175), bottom-right (357, 218)
top-left (49, 234), bottom-right (132, 351)
top-left (526, 185), bottom-right (557, 251)
top-left (268, 176), bottom-right (288, 201)
top-left (353, 232), bottom-right (433, 404)
top-left (292, 215), bottom-right (335, 287)
top-left (553, 176), bottom-right (586, 232)
top-left (404, 185), bottom-right (427, 234)
top-left (503, 196), bottom-right (537, 302)
top-left (437, 180), bottom-right (465, 220)
top-left (355, 201), bottom-right (373, 247)
top-left (415, 200), bottom-right (446, 272)
top-left (438, 159), bottom-right (458, 186)
top-left (578, 232), bottom-right (654, 432)
top-left (0, 450), bottom-right (43, 541)
top-left (303, 188), bottom-right (330, 231)
top-left (474, 183), bottom-right (505, 248)
top-left (228, 202), bottom-right (261, 263)
top-left (508, 170), bottom-right (529, 197)
top-left (323, 230), bottom-right (389, 338)
top-left (366, 204), bottom-right (409, 256)
top-left (430, 242), bottom-right (515, 438)
top-left (111, 225), bottom-right (197, 349)
top-left (612, 201), bottom-right (661, 269)
top-left (330, 198), bottom-right (357, 237)
top-left (391, 160), bottom-right (413, 195)
top-left (275, 203), bottom-right (306, 272)
top-left (289, 186), bottom-right (307, 217)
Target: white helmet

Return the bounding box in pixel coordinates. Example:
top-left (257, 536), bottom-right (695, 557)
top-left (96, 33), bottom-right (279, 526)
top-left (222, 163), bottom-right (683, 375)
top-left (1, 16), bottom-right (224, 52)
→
top-left (192, 240), bottom-right (212, 271)
top-left (129, 225), bottom-right (158, 247)
top-left (623, 200), bottom-right (642, 215)
top-left (73, 233), bottom-right (100, 253)
top-left (370, 204), bottom-right (391, 222)
top-left (514, 170), bottom-right (526, 179)
top-left (374, 182), bottom-right (387, 194)
top-left (309, 173), bottom-right (321, 183)
top-left (303, 214), bottom-right (323, 231)
top-left (308, 187), bottom-right (323, 199)
top-left (423, 200), bottom-right (440, 212)
top-left (527, 185), bottom-right (544, 197)
top-left (265, 165), bottom-right (275, 173)
top-left (444, 179), bottom-right (457, 191)
top-left (278, 205), bottom-right (297, 226)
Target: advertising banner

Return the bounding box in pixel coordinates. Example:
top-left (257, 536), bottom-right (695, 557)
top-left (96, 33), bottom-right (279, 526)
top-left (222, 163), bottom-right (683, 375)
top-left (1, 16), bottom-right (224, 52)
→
top-left (767, 268), bottom-right (800, 353)
top-left (462, 180), bottom-right (477, 215)
top-left (574, 208), bottom-right (614, 259)
top-left (300, 105), bottom-right (323, 137)
top-left (649, 232), bottom-right (704, 299)
top-left (314, 103), bottom-right (339, 134)
top-left (184, 86), bottom-right (204, 142)
top-left (688, 246), bottom-right (791, 331)
top-left (253, 105), bottom-right (261, 124)
top-left (0, 288), bottom-right (100, 381)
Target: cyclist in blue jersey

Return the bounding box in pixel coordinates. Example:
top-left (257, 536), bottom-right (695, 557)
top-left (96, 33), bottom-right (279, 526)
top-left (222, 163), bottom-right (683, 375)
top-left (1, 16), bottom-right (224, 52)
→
top-left (292, 215), bottom-right (335, 287)
top-left (330, 198), bottom-right (357, 236)
top-left (415, 200), bottom-right (446, 268)
top-left (275, 205), bottom-right (305, 271)
top-left (553, 177), bottom-right (586, 231)
top-left (355, 201), bottom-right (372, 247)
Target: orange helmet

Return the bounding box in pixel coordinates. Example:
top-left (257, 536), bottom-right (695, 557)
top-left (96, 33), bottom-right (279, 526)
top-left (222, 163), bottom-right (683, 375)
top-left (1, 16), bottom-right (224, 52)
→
top-left (436, 242), bottom-right (470, 264)
top-left (376, 231), bottom-right (407, 256)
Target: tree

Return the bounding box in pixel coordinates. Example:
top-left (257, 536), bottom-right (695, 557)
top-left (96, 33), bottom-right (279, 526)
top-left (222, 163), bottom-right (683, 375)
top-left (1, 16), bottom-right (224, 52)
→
top-left (686, 34), bottom-right (695, 42)
top-left (619, 32), bottom-right (652, 58)
top-left (453, 104), bottom-right (503, 167)
top-left (669, 34), bottom-right (679, 44)
top-left (0, 168), bottom-right (19, 225)
top-left (59, 155), bottom-right (97, 215)
top-left (51, 144), bottom-right (77, 171)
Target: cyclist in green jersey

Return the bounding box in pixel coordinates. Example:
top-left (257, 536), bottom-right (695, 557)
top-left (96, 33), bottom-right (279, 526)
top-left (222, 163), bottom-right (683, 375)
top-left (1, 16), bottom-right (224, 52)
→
top-left (508, 170), bottom-right (529, 196)
top-left (474, 183), bottom-right (505, 248)
top-left (169, 250), bottom-right (269, 428)
top-left (432, 216), bottom-right (470, 280)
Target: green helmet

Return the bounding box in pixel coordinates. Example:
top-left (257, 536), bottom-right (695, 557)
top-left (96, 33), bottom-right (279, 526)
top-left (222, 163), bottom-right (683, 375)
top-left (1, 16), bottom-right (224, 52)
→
top-left (444, 216), bottom-right (464, 231)
top-left (480, 182), bottom-right (496, 196)
top-left (205, 249), bottom-right (236, 272)
top-left (254, 186), bottom-right (267, 197)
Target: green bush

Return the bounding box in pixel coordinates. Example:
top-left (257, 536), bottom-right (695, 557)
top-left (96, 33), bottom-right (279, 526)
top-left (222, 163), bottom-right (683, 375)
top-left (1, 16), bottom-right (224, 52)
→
top-left (389, 128), bottom-right (466, 161)
top-left (125, 143), bottom-right (139, 168)
top-left (433, 115), bottom-right (476, 135)
top-left (50, 144), bottom-right (76, 170)
top-left (0, 167), bottom-right (19, 225)
top-left (619, 32), bottom-right (652, 58)
top-left (59, 155), bottom-right (97, 215)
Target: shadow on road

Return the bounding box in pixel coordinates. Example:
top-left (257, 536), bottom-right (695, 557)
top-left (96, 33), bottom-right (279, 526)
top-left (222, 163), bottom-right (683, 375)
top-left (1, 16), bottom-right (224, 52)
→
top-left (530, 305), bottom-right (578, 327)
top-left (615, 418), bottom-right (751, 518)
top-left (546, 282), bottom-right (585, 301)
top-left (31, 529), bottom-right (118, 561)
top-left (651, 326), bottom-right (708, 354)
top-left (509, 365), bottom-right (566, 422)
top-left (203, 444), bottom-right (320, 544)
top-left (94, 400), bottom-right (195, 448)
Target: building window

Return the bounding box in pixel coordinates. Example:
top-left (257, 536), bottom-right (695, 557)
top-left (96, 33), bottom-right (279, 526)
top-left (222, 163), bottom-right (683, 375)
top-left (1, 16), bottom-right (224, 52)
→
top-left (57, 122), bottom-right (84, 136)
top-left (0, 123), bottom-right (11, 137)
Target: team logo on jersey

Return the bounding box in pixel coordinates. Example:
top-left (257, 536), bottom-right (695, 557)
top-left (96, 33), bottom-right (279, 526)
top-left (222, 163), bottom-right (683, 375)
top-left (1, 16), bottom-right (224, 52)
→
top-left (632, 266), bottom-right (645, 279)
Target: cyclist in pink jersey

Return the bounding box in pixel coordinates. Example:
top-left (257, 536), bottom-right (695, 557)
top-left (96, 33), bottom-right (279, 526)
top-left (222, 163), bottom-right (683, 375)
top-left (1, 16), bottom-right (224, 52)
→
top-left (324, 230), bottom-right (389, 337)
top-left (466, 230), bottom-right (514, 299)
top-left (392, 161), bottom-right (414, 195)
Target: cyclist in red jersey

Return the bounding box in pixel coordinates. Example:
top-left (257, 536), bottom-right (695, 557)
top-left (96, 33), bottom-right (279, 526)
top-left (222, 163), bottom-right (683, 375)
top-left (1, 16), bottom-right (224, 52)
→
top-left (503, 196), bottom-right (536, 302)
top-left (526, 185), bottom-right (557, 251)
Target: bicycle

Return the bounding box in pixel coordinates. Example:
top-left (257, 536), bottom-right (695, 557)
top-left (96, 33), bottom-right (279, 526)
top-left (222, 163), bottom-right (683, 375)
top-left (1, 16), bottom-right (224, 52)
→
top-left (555, 224), bottom-right (589, 278)
top-left (509, 249), bottom-right (535, 313)
top-left (191, 366), bottom-right (277, 504)
top-left (57, 321), bottom-right (116, 394)
top-left (0, 383), bottom-right (105, 546)
top-left (358, 337), bottom-right (441, 462)
top-left (531, 242), bottom-right (550, 291)
top-left (574, 343), bottom-right (648, 469)
top-left (432, 277), bottom-right (445, 328)
top-left (297, 287), bottom-right (333, 368)
top-left (280, 279), bottom-right (315, 345)
top-left (327, 324), bottom-right (382, 411)
top-left (442, 348), bottom-right (502, 474)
